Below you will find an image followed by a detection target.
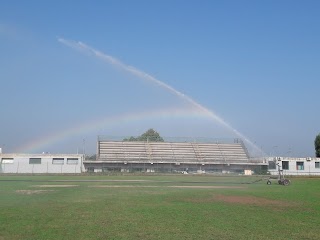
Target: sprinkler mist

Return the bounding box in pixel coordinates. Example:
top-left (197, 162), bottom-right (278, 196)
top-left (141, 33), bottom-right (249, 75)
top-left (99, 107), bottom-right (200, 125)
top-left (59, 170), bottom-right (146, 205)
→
top-left (58, 37), bottom-right (265, 157)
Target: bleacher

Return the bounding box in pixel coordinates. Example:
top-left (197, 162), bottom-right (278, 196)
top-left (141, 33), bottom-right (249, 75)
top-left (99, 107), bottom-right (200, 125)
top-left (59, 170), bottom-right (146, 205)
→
top-left (97, 141), bottom-right (249, 163)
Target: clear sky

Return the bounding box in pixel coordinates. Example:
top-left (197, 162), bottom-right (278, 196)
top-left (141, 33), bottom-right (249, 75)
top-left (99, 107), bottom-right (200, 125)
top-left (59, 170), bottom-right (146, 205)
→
top-left (0, 0), bottom-right (319, 157)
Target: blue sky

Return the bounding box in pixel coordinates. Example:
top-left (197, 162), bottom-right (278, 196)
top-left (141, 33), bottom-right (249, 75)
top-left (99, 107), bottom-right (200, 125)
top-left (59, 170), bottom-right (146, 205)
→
top-left (0, 0), bottom-right (319, 156)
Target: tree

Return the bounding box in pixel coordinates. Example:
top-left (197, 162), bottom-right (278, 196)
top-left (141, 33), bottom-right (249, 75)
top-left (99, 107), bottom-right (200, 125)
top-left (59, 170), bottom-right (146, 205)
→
top-left (123, 136), bottom-right (139, 142)
top-left (138, 129), bottom-right (164, 142)
top-left (86, 154), bottom-right (97, 160)
top-left (315, 133), bottom-right (320, 157)
top-left (123, 128), bottom-right (164, 142)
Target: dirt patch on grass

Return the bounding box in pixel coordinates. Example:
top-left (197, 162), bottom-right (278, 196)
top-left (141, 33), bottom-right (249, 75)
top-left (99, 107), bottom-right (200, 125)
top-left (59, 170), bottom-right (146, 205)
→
top-left (89, 185), bottom-right (158, 188)
top-left (16, 190), bottom-right (54, 195)
top-left (89, 185), bottom-right (246, 189)
top-left (215, 195), bottom-right (290, 206)
top-left (169, 186), bottom-right (246, 189)
top-left (186, 194), bottom-right (295, 208)
top-left (32, 185), bottom-right (78, 188)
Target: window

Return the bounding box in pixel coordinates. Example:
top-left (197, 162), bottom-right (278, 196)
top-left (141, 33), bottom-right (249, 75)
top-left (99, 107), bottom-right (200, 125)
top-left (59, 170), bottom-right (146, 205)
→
top-left (268, 161), bottom-right (276, 169)
top-left (315, 162), bottom-right (320, 168)
top-left (67, 158), bottom-right (78, 164)
top-left (282, 161), bottom-right (289, 170)
top-left (52, 158), bottom-right (64, 165)
top-left (1, 158), bottom-right (14, 164)
top-left (296, 162), bottom-right (304, 170)
top-left (29, 158), bottom-right (41, 164)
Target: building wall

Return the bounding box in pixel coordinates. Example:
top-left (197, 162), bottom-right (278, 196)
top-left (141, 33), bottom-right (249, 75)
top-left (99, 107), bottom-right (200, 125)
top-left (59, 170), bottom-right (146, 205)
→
top-left (268, 157), bottom-right (320, 176)
top-left (0, 154), bottom-right (84, 174)
top-left (83, 161), bottom-right (267, 174)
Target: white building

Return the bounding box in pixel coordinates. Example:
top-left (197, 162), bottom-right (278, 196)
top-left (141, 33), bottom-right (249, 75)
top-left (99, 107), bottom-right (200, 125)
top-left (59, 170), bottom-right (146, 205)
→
top-left (268, 157), bottom-right (320, 176)
top-left (0, 153), bottom-right (84, 174)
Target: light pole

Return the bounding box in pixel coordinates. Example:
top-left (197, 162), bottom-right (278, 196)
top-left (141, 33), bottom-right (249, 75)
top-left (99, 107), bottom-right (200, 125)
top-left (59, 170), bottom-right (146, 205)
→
top-left (273, 146), bottom-right (278, 157)
top-left (83, 138), bottom-right (86, 159)
top-left (286, 147), bottom-right (292, 158)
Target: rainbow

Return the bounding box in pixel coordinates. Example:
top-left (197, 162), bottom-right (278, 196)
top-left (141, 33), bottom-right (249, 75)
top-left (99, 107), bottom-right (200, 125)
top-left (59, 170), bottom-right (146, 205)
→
top-left (16, 107), bottom-right (215, 153)
top-left (16, 38), bottom-right (261, 155)
top-left (57, 38), bottom-right (262, 154)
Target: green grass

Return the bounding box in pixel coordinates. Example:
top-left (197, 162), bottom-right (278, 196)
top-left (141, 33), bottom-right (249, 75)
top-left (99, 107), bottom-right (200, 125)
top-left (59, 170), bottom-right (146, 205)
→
top-left (0, 175), bottom-right (319, 240)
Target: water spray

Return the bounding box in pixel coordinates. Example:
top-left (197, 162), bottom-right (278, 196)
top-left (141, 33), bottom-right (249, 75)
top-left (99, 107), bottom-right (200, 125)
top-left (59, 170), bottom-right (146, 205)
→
top-left (58, 37), bottom-right (264, 156)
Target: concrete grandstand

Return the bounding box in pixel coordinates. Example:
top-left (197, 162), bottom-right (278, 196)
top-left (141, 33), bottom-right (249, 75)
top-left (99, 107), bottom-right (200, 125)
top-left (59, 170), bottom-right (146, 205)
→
top-left (84, 137), bottom-right (268, 174)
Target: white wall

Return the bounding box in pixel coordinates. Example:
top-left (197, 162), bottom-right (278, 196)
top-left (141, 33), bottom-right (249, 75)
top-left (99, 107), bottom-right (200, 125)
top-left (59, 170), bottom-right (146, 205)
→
top-left (0, 154), bottom-right (84, 174)
top-left (268, 157), bottom-right (320, 176)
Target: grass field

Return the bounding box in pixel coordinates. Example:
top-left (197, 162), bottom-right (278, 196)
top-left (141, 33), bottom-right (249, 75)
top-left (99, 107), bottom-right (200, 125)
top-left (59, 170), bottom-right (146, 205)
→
top-left (0, 175), bottom-right (319, 240)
